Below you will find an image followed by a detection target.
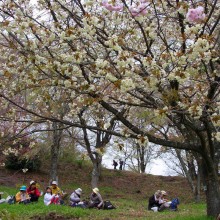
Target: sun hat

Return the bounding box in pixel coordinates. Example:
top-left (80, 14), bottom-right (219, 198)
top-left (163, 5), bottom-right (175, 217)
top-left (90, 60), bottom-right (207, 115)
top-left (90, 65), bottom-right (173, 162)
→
top-left (75, 188), bottom-right (82, 195)
top-left (30, 180), bottom-right (36, 185)
top-left (161, 190), bottom-right (167, 195)
top-left (52, 181), bottom-right (57, 185)
top-left (20, 185), bottom-right (27, 191)
top-left (93, 188), bottom-right (99, 194)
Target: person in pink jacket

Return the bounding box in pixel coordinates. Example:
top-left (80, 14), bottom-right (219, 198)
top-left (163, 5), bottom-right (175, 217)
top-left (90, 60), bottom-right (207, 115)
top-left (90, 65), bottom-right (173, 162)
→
top-left (27, 180), bottom-right (41, 202)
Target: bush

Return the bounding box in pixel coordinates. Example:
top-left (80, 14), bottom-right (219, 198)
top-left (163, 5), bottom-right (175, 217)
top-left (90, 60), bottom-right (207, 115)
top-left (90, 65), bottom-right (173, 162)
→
top-left (5, 153), bottom-right (41, 171)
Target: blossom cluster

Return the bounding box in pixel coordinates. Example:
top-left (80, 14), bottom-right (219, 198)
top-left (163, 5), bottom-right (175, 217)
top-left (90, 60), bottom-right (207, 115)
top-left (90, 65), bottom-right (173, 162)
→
top-left (129, 1), bottom-right (148, 17)
top-left (186, 6), bottom-right (206, 23)
top-left (3, 147), bottom-right (19, 156)
top-left (0, 163), bottom-right (5, 167)
top-left (102, 0), bottom-right (149, 17)
top-left (214, 132), bottom-right (220, 142)
top-left (136, 135), bottom-right (149, 147)
top-left (102, 0), bottom-right (123, 12)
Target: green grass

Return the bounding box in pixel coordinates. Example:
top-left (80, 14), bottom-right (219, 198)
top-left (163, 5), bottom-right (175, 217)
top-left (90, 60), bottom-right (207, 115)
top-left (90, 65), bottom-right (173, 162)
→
top-left (0, 185), bottom-right (214, 220)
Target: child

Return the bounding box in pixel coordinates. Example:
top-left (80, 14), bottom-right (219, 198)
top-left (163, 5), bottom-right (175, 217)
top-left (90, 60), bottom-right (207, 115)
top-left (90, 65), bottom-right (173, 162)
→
top-left (44, 186), bottom-right (59, 205)
top-left (15, 186), bottom-right (31, 204)
top-left (27, 180), bottom-right (41, 202)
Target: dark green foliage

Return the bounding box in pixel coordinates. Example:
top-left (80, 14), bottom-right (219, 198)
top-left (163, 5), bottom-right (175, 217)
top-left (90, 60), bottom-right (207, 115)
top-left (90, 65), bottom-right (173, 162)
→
top-left (5, 153), bottom-right (41, 171)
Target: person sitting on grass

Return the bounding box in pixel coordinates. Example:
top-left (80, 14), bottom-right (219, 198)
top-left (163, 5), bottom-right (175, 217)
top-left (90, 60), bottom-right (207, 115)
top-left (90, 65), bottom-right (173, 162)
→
top-left (70, 188), bottom-right (86, 208)
top-left (15, 185), bottom-right (31, 204)
top-left (50, 181), bottom-right (62, 195)
top-left (158, 190), bottom-right (172, 211)
top-left (27, 180), bottom-right (41, 202)
top-left (50, 180), bottom-right (66, 204)
top-left (88, 188), bottom-right (104, 209)
top-left (148, 190), bottom-right (162, 211)
top-left (44, 186), bottom-right (59, 205)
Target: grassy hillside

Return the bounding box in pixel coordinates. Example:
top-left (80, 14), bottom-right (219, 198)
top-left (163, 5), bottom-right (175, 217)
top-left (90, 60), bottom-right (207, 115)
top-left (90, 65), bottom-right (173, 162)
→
top-left (0, 160), bottom-right (211, 220)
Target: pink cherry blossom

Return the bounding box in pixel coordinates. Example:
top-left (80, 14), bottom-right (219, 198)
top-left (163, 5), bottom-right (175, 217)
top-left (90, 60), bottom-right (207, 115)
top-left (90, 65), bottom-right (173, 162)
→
top-left (130, 6), bottom-right (139, 17)
top-left (186, 6), bottom-right (206, 23)
top-left (102, 0), bottom-right (123, 12)
top-left (138, 3), bottom-right (148, 15)
top-left (130, 3), bottom-right (148, 17)
top-left (114, 4), bottom-right (124, 12)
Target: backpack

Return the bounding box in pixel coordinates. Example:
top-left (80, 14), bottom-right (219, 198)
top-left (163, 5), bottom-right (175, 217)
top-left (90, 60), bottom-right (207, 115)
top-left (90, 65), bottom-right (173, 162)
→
top-left (103, 200), bottom-right (116, 210)
top-left (6, 195), bottom-right (16, 205)
top-left (170, 198), bottom-right (180, 210)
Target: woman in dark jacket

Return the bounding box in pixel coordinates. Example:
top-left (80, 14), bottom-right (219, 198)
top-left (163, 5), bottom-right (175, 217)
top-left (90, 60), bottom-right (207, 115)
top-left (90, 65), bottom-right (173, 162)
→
top-left (148, 190), bottom-right (162, 211)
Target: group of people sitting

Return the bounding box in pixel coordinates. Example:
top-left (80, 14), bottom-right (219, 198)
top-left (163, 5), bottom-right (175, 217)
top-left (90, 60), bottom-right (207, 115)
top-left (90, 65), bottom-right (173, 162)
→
top-left (14, 180), bottom-right (105, 209)
top-left (15, 180), bottom-right (41, 204)
top-left (148, 190), bottom-right (179, 212)
top-left (7, 180), bottom-right (178, 212)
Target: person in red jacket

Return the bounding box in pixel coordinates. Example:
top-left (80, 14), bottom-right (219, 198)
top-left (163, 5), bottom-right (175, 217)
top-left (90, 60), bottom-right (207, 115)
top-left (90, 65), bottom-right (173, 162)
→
top-left (27, 180), bottom-right (41, 202)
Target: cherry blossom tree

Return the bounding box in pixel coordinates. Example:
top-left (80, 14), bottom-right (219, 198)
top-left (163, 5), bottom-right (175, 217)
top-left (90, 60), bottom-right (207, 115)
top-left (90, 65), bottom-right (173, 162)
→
top-left (0, 0), bottom-right (219, 217)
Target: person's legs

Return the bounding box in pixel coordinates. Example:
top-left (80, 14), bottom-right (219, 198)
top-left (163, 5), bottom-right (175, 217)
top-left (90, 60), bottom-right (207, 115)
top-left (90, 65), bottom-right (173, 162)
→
top-left (50, 196), bottom-right (59, 204)
top-left (30, 194), bottom-right (39, 202)
top-left (88, 202), bottom-right (99, 208)
top-left (158, 204), bottom-right (166, 212)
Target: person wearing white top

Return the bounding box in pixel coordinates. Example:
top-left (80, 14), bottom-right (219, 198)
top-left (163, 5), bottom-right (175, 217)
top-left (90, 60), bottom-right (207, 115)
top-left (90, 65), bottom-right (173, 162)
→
top-left (158, 190), bottom-right (172, 211)
top-left (44, 186), bottom-right (59, 205)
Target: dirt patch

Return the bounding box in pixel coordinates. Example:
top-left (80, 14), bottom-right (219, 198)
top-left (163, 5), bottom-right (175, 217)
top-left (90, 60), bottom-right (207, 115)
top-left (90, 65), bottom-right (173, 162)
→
top-left (30, 212), bottom-right (79, 220)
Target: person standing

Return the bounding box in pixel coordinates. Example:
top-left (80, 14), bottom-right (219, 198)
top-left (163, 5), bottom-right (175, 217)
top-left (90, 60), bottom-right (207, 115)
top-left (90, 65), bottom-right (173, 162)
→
top-left (112, 160), bottom-right (118, 170)
top-left (119, 159), bottom-right (124, 170)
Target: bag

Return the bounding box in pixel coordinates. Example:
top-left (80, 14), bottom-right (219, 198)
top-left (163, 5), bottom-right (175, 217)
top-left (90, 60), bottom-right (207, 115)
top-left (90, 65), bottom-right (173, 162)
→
top-left (103, 200), bottom-right (116, 210)
top-left (6, 195), bottom-right (16, 205)
top-left (170, 198), bottom-right (180, 211)
top-left (0, 199), bottom-right (6, 204)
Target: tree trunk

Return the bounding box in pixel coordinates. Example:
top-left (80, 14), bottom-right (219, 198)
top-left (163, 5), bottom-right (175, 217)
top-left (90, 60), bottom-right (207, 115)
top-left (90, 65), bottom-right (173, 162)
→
top-left (175, 150), bottom-right (200, 201)
top-left (206, 174), bottom-right (220, 217)
top-left (91, 154), bottom-right (102, 188)
top-left (186, 151), bottom-right (197, 180)
top-left (136, 143), bottom-right (146, 173)
top-left (195, 167), bottom-right (201, 203)
top-left (50, 121), bottom-right (63, 182)
top-left (202, 158), bottom-right (220, 217)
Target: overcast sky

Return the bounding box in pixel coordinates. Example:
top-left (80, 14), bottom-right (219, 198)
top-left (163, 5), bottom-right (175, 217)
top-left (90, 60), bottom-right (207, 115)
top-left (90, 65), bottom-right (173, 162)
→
top-left (102, 153), bottom-right (177, 176)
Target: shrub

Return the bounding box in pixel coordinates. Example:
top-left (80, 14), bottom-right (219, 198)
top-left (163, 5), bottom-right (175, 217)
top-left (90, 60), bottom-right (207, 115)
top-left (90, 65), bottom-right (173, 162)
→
top-left (5, 153), bottom-right (41, 171)
top-left (3, 137), bottom-right (42, 171)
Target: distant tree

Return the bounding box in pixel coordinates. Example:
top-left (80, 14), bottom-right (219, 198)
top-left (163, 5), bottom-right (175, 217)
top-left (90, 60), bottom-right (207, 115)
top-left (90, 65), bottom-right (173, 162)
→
top-left (160, 148), bottom-right (203, 202)
top-left (78, 107), bottom-right (117, 188)
top-left (112, 138), bottom-right (157, 173)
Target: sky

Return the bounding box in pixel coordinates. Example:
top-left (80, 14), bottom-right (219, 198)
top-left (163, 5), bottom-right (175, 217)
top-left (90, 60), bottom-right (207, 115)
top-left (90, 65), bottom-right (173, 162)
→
top-left (102, 153), bottom-right (177, 176)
